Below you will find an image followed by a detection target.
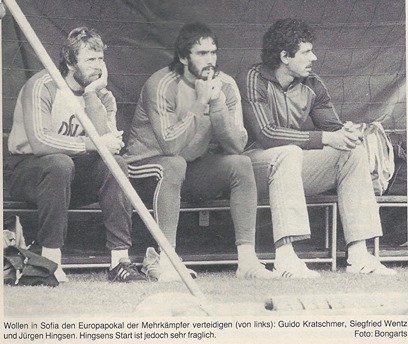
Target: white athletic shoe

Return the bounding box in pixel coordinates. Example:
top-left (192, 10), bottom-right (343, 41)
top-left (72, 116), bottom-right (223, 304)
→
top-left (141, 247), bottom-right (197, 282)
top-left (346, 254), bottom-right (397, 275)
top-left (236, 262), bottom-right (278, 280)
top-left (272, 259), bottom-right (320, 279)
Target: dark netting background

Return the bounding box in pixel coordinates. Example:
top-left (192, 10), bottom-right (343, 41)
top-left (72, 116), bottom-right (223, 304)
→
top-left (2, 0), bottom-right (406, 137)
top-left (2, 0), bottom-right (406, 259)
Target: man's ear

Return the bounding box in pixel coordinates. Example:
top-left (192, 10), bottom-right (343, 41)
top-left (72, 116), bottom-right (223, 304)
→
top-left (179, 54), bottom-right (188, 66)
top-left (280, 50), bottom-right (290, 65)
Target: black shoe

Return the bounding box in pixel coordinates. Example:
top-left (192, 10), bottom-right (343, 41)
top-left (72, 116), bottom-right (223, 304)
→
top-left (108, 258), bottom-right (145, 282)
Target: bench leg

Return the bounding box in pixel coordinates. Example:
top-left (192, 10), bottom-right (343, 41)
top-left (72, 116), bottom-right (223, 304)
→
top-left (324, 207), bottom-right (329, 249)
top-left (331, 205), bottom-right (337, 271)
top-left (374, 237), bottom-right (380, 259)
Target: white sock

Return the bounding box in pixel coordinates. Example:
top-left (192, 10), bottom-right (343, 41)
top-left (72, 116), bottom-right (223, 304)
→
top-left (111, 249), bottom-right (129, 269)
top-left (42, 247), bottom-right (68, 282)
top-left (348, 240), bottom-right (368, 263)
top-left (237, 244), bottom-right (259, 268)
top-left (42, 247), bottom-right (62, 265)
top-left (274, 243), bottom-right (300, 268)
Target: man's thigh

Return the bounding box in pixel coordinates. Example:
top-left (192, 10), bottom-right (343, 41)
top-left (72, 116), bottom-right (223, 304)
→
top-left (181, 154), bottom-right (248, 202)
top-left (128, 155), bottom-right (185, 206)
top-left (70, 153), bottom-right (102, 205)
top-left (8, 154), bottom-right (73, 203)
top-left (246, 146), bottom-right (341, 197)
top-left (245, 147), bottom-right (292, 200)
top-left (302, 147), bottom-right (341, 195)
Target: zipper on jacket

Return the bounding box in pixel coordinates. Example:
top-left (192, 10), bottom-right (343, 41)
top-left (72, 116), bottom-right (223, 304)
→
top-left (283, 91), bottom-right (289, 126)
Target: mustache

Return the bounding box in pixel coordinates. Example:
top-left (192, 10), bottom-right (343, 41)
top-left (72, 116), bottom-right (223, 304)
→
top-left (202, 65), bottom-right (220, 77)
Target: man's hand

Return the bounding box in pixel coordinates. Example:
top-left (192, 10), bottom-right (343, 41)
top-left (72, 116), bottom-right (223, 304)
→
top-left (84, 61), bottom-right (108, 93)
top-left (195, 69), bottom-right (220, 105)
top-left (322, 126), bottom-right (362, 151)
top-left (210, 77), bottom-right (222, 101)
top-left (343, 121), bottom-right (364, 140)
top-left (100, 131), bottom-right (124, 154)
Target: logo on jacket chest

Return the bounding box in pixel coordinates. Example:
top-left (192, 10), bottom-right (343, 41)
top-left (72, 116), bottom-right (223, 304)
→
top-left (58, 114), bottom-right (83, 137)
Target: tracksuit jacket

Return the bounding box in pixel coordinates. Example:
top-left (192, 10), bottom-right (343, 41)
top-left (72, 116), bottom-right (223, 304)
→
top-left (125, 67), bottom-right (247, 162)
top-left (8, 69), bottom-right (117, 156)
top-left (236, 63), bottom-right (343, 151)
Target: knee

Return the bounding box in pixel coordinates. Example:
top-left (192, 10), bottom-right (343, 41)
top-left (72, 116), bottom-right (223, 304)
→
top-left (341, 144), bottom-right (368, 165)
top-left (162, 156), bottom-right (187, 184)
top-left (225, 155), bottom-right (254, 178)
top-left (261, 145), bottom-right (303, 175)
top-left (263, 145), bottom-right (303, 167)
top-left (279, 145), bottom-right (303, 162)
top-left (349, 144), bottom-right (366, 158)
top-left (42, 154), bottom-right (75, 182)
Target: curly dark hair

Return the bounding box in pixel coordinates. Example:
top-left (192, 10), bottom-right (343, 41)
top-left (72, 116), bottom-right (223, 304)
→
top-left (169, 22), bottom-right (218, 75)
top-left (59, 27), bottom-right (106, 77)
top-left (262, 18), bottom-right (315, 70)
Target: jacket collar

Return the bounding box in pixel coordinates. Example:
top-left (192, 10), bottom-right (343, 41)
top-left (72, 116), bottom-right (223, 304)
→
top-left (181, 74), bottom-right (196, 89)
top-left (259, 63), bottom-right (303, 89)
top-left (259, 64), bottom-right (279, 83)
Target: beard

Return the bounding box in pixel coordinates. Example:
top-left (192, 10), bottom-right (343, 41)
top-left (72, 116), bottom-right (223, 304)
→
top-left (73, 67), bottom-right (100, 88)
top-left (187, 60), bottom-right (217, 80)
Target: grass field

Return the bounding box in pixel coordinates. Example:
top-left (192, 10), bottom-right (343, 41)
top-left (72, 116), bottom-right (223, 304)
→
top-left (3, 263), bottom-right (408, 316)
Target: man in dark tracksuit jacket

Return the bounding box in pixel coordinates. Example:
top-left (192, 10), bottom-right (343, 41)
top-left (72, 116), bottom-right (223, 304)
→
top-left (236, 18), bottom-right (396, 277)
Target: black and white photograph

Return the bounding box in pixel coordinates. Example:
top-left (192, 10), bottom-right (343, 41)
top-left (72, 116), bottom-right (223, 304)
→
top-left (1, 0), bottom-right (407, 343)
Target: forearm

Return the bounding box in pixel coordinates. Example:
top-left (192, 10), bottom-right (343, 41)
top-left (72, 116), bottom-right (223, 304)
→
top-left (243, 99), bottom-right (323, 150)
top-left (151, 101), bottom-right (208, 155)
top-left (209, 98), bottom-right (247, 154)
top-left (257, 126), bottom-right (323, 150)
top-left (179, 116), bottom-right (212, 161)
top-left (83, 91), bottom-right (110, 134)
top-left (28, 133), bottom-right (87, 156)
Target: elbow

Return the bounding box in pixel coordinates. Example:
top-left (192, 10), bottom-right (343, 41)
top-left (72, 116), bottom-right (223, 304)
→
top-left (258, 135), bottom-right (279, 149)
top-left (30, 142), bottom-right (50, 156)
top-left (223, 142), bottom-right (245, 155)
top-left (221, 132), bottom-right (247, 154)
top-left (32, 147), bottom-right (51, 156)
top-left (227, 148), bottom-right (244, 155)
top-left (231, 145), bottom-right (245, 154)
top-left (161, 144), bottom-right (179, 156)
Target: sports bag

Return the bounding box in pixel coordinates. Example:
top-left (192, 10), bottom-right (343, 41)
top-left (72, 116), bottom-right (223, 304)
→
top-left (3, 246), bottom-right (59, 287)
top-left (361, 122), bottom-right (395, 195)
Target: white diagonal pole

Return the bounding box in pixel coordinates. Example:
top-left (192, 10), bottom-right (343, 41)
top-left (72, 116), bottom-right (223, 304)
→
top-left (3, 0), bottom-right (210, 311)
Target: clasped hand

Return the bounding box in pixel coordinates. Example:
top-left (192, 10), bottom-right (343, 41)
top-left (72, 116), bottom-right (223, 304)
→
top-left (323, 122), bottom-right (364, 151)
top-left (195, 69), bottom-right (222, 105)
top-left (100, 131), bottom-right (124, 154)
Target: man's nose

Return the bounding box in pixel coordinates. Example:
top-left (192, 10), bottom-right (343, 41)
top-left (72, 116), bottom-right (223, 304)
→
top-left (206, 54), bottom-right (216, 65)
top-left (93, 59), bottom-right (103, 69)
top-left (311, 52), bottom-right (317, 61)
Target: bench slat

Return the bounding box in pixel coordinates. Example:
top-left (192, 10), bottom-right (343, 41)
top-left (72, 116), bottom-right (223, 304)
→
top-left (3, 195), bottom-right (406, 211)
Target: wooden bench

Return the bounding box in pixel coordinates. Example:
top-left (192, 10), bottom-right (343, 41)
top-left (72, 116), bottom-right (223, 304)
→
top-left (3, 195), bottom-right (339, 270)
top-left (4, 194), bottom-right (407, 270)
top-left (373, 195), bottom-right (408, 261)
top-left (3, 133), bottom-right (406, 270)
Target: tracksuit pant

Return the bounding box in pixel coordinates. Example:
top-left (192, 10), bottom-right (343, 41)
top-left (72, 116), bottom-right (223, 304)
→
top-left (129, 154), bottom-right (258, 247)
top-left (245, 144), bottom-right (383, 246)
top-left (7, 152), bottom-right (133, 250)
